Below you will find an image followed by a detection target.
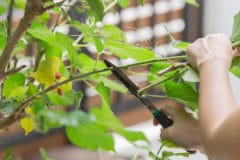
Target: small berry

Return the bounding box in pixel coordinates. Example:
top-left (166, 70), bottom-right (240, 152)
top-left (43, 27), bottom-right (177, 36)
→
top-left (57, 88), bottom-right (63, 96)
top-left (55, 72), bottom-right (61, 80)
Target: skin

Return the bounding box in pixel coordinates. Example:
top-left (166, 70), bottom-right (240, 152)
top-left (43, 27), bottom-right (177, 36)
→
top-left (154, 33), bottom-right (240, 160)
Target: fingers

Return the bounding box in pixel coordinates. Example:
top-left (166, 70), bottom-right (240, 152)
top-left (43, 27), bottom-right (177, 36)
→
top-left (160, 127), bottom-right (173, 140)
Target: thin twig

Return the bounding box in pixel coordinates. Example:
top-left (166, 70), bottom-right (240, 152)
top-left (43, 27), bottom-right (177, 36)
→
top-left (7, 0), bottom-right (14, 40)
top-left (158, 62), bottom-right (188, 77)
top-left (43, 0), bottom-right (66, 11)
top-left (138, 70), bottom-right (187, 94)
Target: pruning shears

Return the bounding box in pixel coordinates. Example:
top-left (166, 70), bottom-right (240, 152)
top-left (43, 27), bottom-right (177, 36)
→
top-left (104, 60), bottom-right (173, 128)
top-left (104, 60), bottom-right (196, 154)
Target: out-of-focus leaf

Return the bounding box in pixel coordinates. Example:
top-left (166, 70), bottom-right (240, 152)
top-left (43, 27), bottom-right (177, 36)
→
top-left (66, 123), bottom-right (114, 151)
top-left (117, 0), bottom-right (129, 8)
top-left (184, 0), bottom-right (199, 7)
top-left (150, 62), bottom-right (171, 74)
top-left (28, 21), bottom-right (55, 44)
top-left (0, 5), bottom-right (6, 16)
top-left (47, 90), bottom-right (82, 107)
top-left (162, 151), bottom-right (189, 158)
top-left (99, 25), bottom-right (126, 42)
top-left (5, 147), bottom-right (14, 160)
top-left (30, 56), bottom-right (62, 87)
top-left (20, 107), bottom-right (35, 135)
top-left (83, 0), bottom-right (105, 22)
top-left (93, 82), bottom-right (147, 142)
top-left (3, 73), bottom-right (25, 98)
top-left (230, 56), bottom-right (240, 78)
top-left (96, 76), bottom-right (127, 93)
top-left (138, 0), bottom-right (144, 5)
top-left (174, 42), bottom-right (190, 51)
top-left (231, 12), bottom-right (240, 47)
top-left (105, 41), bottom-right (155, 61)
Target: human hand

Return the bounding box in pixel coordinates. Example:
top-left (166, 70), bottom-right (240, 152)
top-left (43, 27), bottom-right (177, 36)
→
top-left (153, 105), bottom-right (203, 151)
top-left (186, 33), bottom-right (234, 71)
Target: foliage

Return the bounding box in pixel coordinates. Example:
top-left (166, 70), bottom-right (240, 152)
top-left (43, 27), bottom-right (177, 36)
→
top-left (0, 0), bottom-right (239, 159)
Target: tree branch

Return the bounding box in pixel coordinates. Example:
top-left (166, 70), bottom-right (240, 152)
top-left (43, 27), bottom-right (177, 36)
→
top-left (0, 0), bottom-right (45, 80)
top-left (0, 55), bottom-right (187, 129)
top-left (7, 0), bottom-right (14, 40)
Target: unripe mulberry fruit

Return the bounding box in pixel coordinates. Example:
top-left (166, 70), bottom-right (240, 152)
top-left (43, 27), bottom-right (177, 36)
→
top-left (57, 88), bottom-right (63, 96)
top-left (55, 72), bottom-right (61, 80)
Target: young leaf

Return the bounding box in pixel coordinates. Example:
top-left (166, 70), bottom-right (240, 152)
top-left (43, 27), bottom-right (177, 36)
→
top-left (231, 12), bottom-right (240, 47)
top-left (20, 107), bottom-right (35, 135)
top-left (184, 0), bottom-right (199, 7)
top-left (174, 42), bottom-right (191, 51)
top-left (66, 123), bottom-right (115, 151)
top-left (117, 0), bottom-right (129, 8)
top-left (230, 56), bottom-right (240, 78)
top-left (105, 41), bottom-right (155, 61)
top-left (71, 22), bottom-right (104, 52)
top-left (30, 56), bottom-right (62, 87)
top-left (3, 73), bottom-right (25, 98)
top-left (164, 81), bottom-right (199, 110)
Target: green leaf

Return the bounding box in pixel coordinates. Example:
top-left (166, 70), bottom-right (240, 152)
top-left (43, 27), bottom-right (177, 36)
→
top-left (230, 56), bottom-right (240, 78)
top-left (184, 0), bottom-right (199, 7)
top-left (35, 110), bottom-right (94, 132)
top-left (5, 147), bottom-right (14, 160)
top-left (66, 123), bottom-right (114, 151)
top-left (47, 90), bottom-right (83, 107)
top-left (117, 0), bottom-right (129, 8)
top-left (3, 73), bottom-right (25, 98)
top-left (78, 53), bottom-right (107, 73)
top-left (0, 5), bottom-right (6, 16)
top-left (105, 41), bottom-right (155, 61)
top-left (96, 82), bottom-right (111, 109)
top-left (150, 62), bottom-right (171, 74)
top-left (139, 0), bottom-right (144, 5)
top-left (231, 12), bottom-right (240, 47)
top-left (182, 67), bottom-right (199, 82)
top-left (71, 22), bottom-right (104, 52)
top-left (162, 151), bottom-right (189, 158)
top-left (174, 42), bottom-right (191, 51)
top-left (93, 82), bottom-right (147, 142)
top-left (83, 0), bottom-right (105, 22)
top-left (45, 44), bottom-right (62, 59)
top-left (14, 0), bottom-right (26, 9)
top-left (55, 32), bottom-right (81, 67)
top-left (40, 148), bottom-right (51, 160)
top-left (28, 21), bottom-right (55, 44)
top-left (160, 140), bottom-right (179, 148)
top-left (99, 25), bottom-right (126, 42)
top-left (164, 81), bottom-right (199, 110)
top-left (96, 76), bottom-right (128, 93)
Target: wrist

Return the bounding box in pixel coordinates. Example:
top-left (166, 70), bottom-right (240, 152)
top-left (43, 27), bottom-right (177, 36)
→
top-left (199, 59), bottom-right (230, 74)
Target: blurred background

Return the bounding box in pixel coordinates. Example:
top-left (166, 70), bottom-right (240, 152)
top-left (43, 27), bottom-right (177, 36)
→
top-left (0, 0), bottom-right (240, 159)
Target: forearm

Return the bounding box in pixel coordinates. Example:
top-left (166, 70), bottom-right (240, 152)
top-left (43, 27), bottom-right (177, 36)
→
top-left (199, 61), bottom-right (237, 138)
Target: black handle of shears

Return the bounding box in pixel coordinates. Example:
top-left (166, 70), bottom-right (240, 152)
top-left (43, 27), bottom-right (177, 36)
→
top-left (152, 110), bottom-right (173, 128)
